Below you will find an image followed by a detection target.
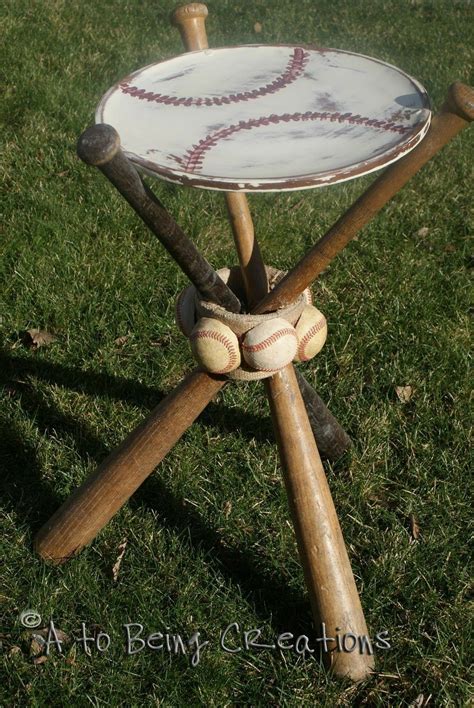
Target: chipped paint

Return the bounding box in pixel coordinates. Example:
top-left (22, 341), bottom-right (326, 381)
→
top-left (97, 44), bottom-right (431, 193)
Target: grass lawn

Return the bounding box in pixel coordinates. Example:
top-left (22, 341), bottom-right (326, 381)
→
top-left (1, 0), bottom-right (473, 704)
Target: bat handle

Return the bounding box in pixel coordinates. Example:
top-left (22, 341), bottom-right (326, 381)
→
top-left (77, 123), bottom-right (241, 313)
top-left (171, 3), bottom-right (209, 51)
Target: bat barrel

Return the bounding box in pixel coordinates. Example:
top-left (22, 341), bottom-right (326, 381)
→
top-left (265, 366), bottom-right (374, 681)
top-left (446, 81), bottom-right (474, 122)
top-left (35, 370), bottom-right (225, 563)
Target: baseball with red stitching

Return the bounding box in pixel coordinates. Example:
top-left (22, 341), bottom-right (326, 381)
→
top-left (190, 317), bottom-right (241, 374)
top-left (242, 317), bottom-right (298, 372)
top-left (294, 305), bottom-right (327, 362)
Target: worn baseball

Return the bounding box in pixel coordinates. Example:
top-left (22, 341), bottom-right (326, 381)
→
top-left (190, 317), bottom-right (241, 374)
top-left (242, 317), bottom-right (298, 372)
top-left (175, 284), bottom-right (197, 337)
top-left (294, 305), bottom-right (327, 362)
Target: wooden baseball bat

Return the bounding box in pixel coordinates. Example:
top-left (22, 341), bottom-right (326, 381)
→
top-left (172, 2), bottom-right (209, 50)
top-left (77, 123), bottom-right (242, 314)
top-left (265, 365), bottom-right (374, 680)
top-left (172, 4), bottom-right (373, 681)
top-left (224, 191), bottom-right (372, 680)
top-left (254, 81), bottom-right (474, 313)
top-left (35, 368), bottom-right (226, 562)
top-left (171, 4), bottom-right (351, 458)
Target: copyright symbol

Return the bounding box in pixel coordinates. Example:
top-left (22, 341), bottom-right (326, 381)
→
top-left (19, 610), bottom-right (42, 628)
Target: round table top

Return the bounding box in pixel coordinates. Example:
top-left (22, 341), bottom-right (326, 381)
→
top-left (96, 45), bottom-right (431, 192)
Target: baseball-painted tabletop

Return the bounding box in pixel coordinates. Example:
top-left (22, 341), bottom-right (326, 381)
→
top-left (96, 45), bottom-right (431, 192)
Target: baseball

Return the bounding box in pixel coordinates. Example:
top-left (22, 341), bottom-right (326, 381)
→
top-left (294, 305), bottom-right (327, 362)
top-left (242, 317), bottom-right (298, 372)
top-left (175, 284), bottom-right (197, 337)
top-left (190, 317), bottom-right (241, 374)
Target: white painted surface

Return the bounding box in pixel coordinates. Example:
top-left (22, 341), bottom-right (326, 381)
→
top-left (96, 45), bottom-right (431, 192)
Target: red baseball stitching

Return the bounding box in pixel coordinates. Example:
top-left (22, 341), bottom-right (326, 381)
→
top-left (242, 328), bottom-right (297, 353)
top-left (178, 111), bottom-right (413, 172)
top-left (298, 317), bottom-right (326, 361)
top-left (191, 329), bottom-right (239, 373)
top-left (120, 48), bottom-right (310, 107)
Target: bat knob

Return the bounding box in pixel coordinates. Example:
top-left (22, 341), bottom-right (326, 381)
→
top-left (77, 124), bottom-right (121, 166)
top-left (172, 3), bottom-right (208, 23)
top-left (447, 81), bottom-right (474, 122)
top-left (171, 3), bottom-right (209, 51)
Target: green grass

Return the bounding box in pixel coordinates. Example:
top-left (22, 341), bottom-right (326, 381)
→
top-left (1, 0), bottom-right (473, 704)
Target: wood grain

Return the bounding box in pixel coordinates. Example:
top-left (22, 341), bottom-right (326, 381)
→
top-left (265, 365), bottom-right (374, 680)
top-left (171, 3), bottom-right (209, 51)
top-left (225, 192), bottom-right (268, 309)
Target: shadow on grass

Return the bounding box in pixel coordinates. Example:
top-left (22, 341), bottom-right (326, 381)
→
top-left (130, 474), bottom-right (312, 637)
top-left (0, 351), bottom-right (313, 638)
top-left (0, 350), bottom-right (275, 442)
top-left (0, 362), bottom-right (113, 533)
top-left (0, 421), bottom-right (61, 530)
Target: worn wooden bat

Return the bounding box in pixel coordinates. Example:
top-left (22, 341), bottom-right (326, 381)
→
top-left (77, 124), bottom-right (241, 314)
top-left (77, 122), bottom-right (350, 453)
top-left (172, 3), bottom-right (375, 681)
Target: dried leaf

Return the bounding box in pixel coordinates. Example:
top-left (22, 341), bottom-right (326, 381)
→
top-left (395, 385), bottom-right (413, 403)
top-left (24, 329), bottom-right (57, 348)
top-left (33, 655), bottom-right (48, 665)
top-left (409, 513), bottom-right (420, 541)
top-left (28, 626), bottom-right (69, 658)
top-left (8, 646), bottom-right (21, 657)
top-left (33, 626), bottom-right (70, 644)
top-left (223, 500), bottom-right (232, 518)
top-left (29, 636), bottom-right (44, 657)
top-left (114, 335), bottom-right (129, 347)
top-left (443, 243), bottom-right (456, 253)
top-left (112, 538), bottom-right (128, 582)
top-left (253, 21), bottom-right (262, 33)
top-left (409, 695), bottom-right (426, 708)
top-left (416, 226), bottom-right (429, 238)
top-left (149, 335), bottom-right (171, 348)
